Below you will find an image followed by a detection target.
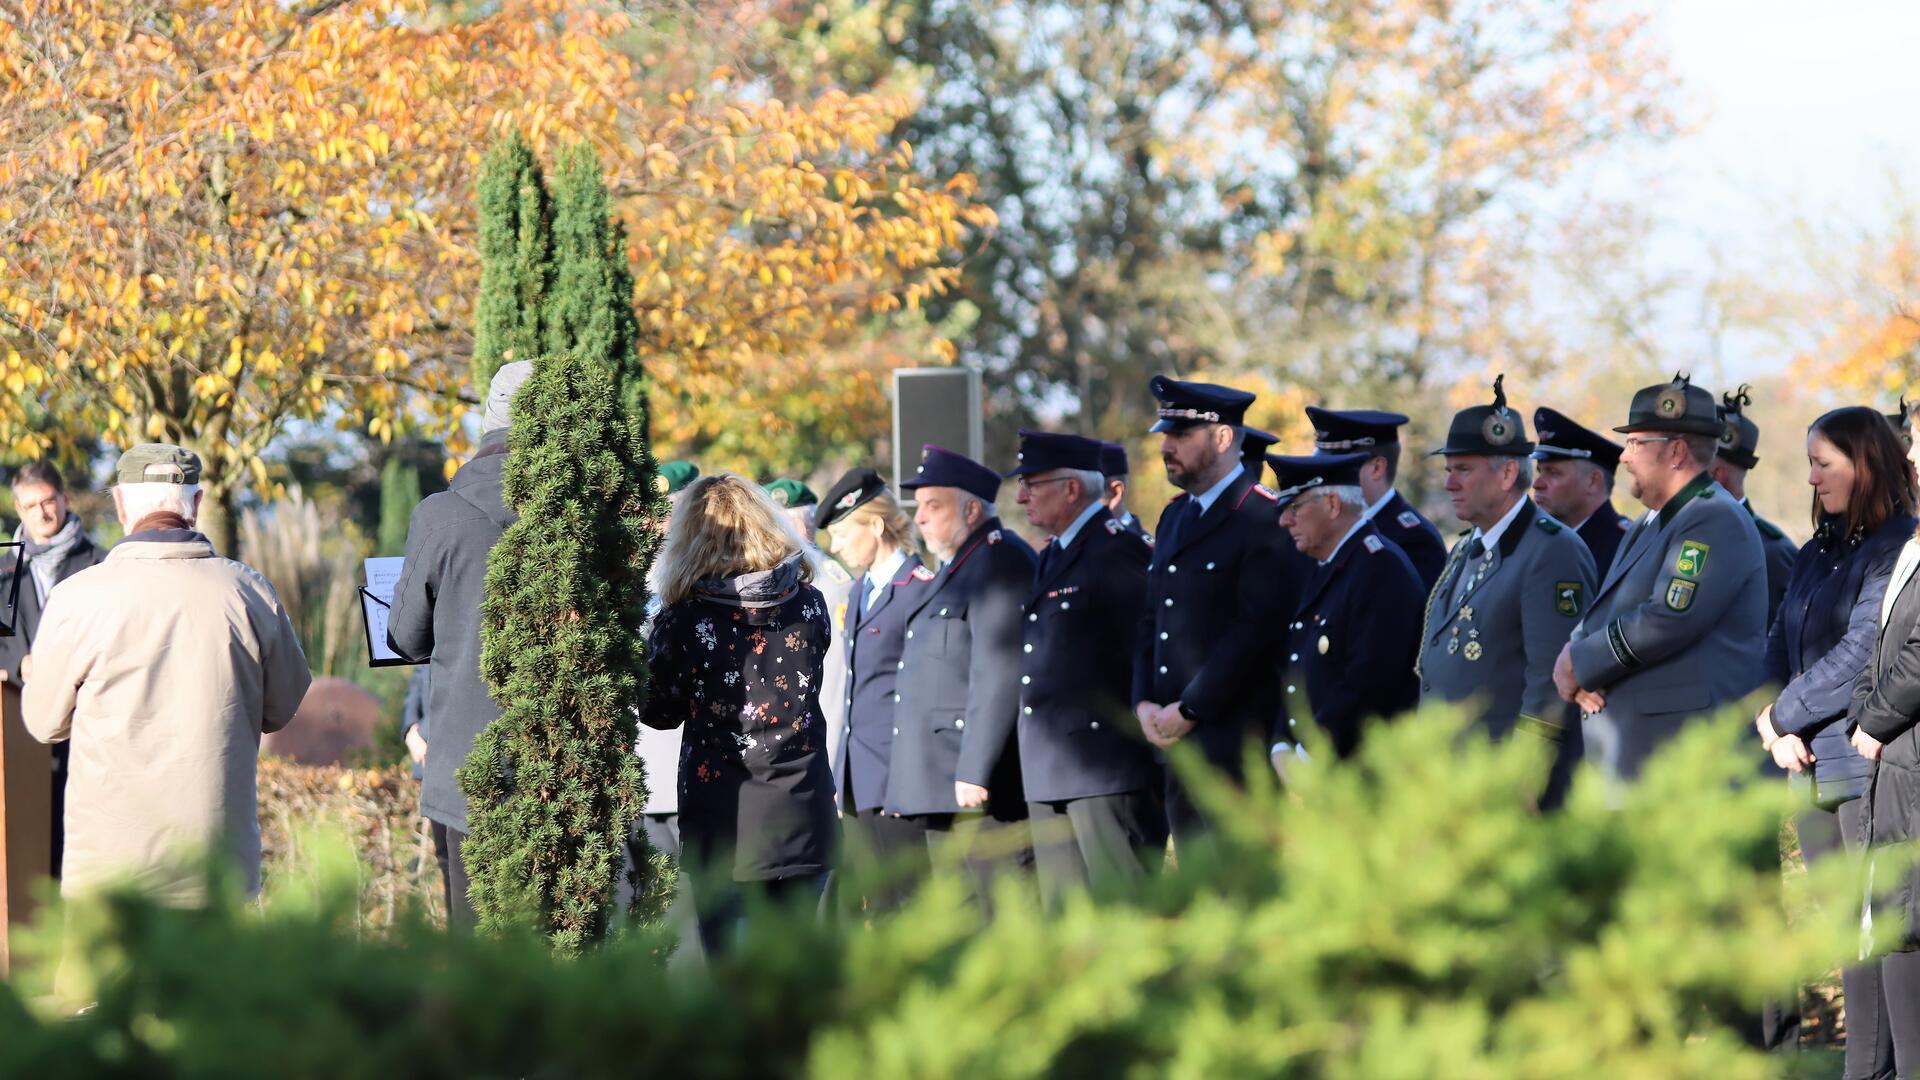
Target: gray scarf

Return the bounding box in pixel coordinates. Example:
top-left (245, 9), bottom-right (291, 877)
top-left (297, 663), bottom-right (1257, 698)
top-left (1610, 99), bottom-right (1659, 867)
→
top-left (20, 512), bottom-right (84, 603)
top-left (692, 552), bottom-right (806, 610)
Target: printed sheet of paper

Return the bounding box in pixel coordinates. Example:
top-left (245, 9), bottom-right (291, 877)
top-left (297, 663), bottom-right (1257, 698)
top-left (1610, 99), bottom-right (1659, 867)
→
top-left (361, 557), bottom-right (410, 666)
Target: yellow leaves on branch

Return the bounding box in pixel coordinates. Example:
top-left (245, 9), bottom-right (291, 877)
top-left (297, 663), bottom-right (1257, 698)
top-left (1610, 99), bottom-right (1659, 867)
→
top-left (0, 0), bottom-right (992, 491)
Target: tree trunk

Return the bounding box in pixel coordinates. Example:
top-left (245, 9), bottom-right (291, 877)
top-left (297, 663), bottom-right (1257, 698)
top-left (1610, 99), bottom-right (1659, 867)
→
top-left (198, 486), bottom-right (239, 558)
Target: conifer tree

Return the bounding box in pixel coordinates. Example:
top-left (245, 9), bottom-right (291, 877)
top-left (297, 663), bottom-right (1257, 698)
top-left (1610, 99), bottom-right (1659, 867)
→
top-left (545, 143), bottom-right (648, 421)
top-left (456, 350), bottom-right (665, 951)
top-left (376, 454), bottom-right (420, 558)
top-left (472, 132), bottom-right (553, 397)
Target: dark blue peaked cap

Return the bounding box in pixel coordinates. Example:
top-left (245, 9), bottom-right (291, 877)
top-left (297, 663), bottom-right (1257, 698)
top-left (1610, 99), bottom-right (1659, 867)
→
top-left (1532, 406), bottom-right (1623, 474)
top-left (1006, 430), bottom-right (1107, 478)
top-left (1098, 441), bottom-right (1130, 478)
top-left (1264, 451), bottom-right (1371, 507)
top-left (1149, 374), bottom-right (1255, 433)
top-left (899, 444), bottom-right (1001, 502)
top-left (1305, 406), bottom-right (1408, 452)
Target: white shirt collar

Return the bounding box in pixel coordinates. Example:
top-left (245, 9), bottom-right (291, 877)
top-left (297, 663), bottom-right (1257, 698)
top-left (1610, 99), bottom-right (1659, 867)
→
top-left (1055, 500), bottom-right (1106, 551)
top-left (1360, 488), bottom-right (1396, 522)
top-left (1191, 463), bottom-right (1245, 514)
top-left (1320, 517), bottom-right (1369, 566)
top-left (867, 547), bottom-right (907, 598)
top-left (1471, 495), bottom-right (1530, 552)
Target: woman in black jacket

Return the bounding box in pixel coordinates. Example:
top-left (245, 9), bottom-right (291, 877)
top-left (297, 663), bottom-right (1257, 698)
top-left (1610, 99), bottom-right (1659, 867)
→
top-left (1840, 404), bottom-right (1920, 1075)
top-left (641, 474), bottom-right (838, 954)
top-left (1759, 405), bottom-right (1916, 1076)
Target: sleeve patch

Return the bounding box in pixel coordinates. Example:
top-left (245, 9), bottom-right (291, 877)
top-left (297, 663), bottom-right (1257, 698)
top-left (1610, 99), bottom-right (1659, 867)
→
top-left (1554, 581), bottom-right (1583, 617)
top-left (1664, 577), bottom-right (1696, 611)
top-left (1534, 516), bottom-right (1562, 534)
top-left (1674, 539), bottom-right (1709, 578)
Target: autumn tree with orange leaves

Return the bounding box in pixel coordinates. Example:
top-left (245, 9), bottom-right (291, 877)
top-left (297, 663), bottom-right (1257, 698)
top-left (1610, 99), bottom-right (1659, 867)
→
top-left (0, 0), bottom-right (991, 553)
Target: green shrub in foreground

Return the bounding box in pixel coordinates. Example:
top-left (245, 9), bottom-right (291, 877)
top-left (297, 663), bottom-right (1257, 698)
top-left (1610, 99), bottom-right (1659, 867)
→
top-left (0, 705), bottom-right (1887, 1078)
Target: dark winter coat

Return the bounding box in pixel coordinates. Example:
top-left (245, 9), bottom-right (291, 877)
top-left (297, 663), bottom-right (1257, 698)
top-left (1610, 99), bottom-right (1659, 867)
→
top-left (641, 557), bottom-right (837, 881)
top-left (387, 430), bottom-right (517, 833)
top-left (1848, 538), bottom-right (1920, 944)
top-left (1766, 515), bottom-right (1913, 807)
top-left (0, 523), bottom-right (108, 682)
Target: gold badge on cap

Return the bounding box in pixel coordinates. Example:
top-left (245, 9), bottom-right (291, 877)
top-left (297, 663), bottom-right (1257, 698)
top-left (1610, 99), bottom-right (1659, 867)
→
top-left (1482, 413), bottom-right (1515, 446)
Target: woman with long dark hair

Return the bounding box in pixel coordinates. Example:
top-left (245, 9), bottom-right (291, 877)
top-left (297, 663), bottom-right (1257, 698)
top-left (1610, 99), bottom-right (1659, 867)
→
top-left (1812, 405), bottom-right (1920, 1074)
top-left (641, 474), bottom-right (838, 954)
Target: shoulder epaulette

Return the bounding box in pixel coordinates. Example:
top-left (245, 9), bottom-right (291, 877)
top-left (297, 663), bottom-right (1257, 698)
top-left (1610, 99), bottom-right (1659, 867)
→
top-left (987, 529), bottom-right (1003, 545)
top-left (1533, 517), bottom-right (1563, 535)
top-left (1362, 534), bottom-right (1384, 554)
top-left (1104, 518), bottom-right (1123, 535)
top-left (1398, 510), bottom-right (1423, 529)
top-left (1755, 516), bottom-right (1786, 540)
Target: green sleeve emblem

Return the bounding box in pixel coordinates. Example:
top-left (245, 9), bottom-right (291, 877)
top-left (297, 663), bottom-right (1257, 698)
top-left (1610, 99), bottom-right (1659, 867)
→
top-left (1674, 539), bottom-right (1709, 578)
top-left (1554, 581), bottom-right (1583, 617)
top-left (1664, 577), bottom-right (1696, 611)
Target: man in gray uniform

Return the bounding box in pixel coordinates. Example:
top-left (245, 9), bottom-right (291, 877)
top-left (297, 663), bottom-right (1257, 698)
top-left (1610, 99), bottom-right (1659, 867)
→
top-left (1554, 374), bottom-right (1769, 784)
top-left (1418, 378), bottom-right (1597, 806)
top-left (1709, 385), bottom-right (1797, 627)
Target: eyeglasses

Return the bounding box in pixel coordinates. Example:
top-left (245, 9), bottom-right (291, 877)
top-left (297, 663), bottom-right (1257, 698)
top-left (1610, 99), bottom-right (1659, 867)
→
top-left (1621, 436), bottom-right (1677, 452)
top-left (1015, 476), bottom-right (1074, 492)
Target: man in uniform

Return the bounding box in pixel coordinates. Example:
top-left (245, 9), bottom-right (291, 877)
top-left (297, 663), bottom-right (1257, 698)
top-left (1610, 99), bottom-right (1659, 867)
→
top-left (1009, 430), bottom-right (1163, 901)
top-left (1098, 441), bottom-right (1151, 544)
top-left (1420, 380), bottom-right (1598, 807)
top-left (1240, 426), bottom-right (1279, 472)
top-left (1710, 385), bottom-right (1797, 625)
top-left (1304, 406), bottom-right (1447, 589)
top-left (1269, 451), bottom-right (1425, 758)
top-left (1554, 374), bottom-right (1769, 784)
top-left (1133, 376), bottom-right (1299, 845)
top-left (889, 446), bottom-right (1037, 892)
top-left (1531, 406), bottom-right (1633, 575)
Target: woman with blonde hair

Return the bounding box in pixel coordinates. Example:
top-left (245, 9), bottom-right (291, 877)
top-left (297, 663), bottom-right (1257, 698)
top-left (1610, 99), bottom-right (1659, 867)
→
top-left (816, 467), bottom-right (930, 912)
top-left (641, 473), bottom-right (837, 953)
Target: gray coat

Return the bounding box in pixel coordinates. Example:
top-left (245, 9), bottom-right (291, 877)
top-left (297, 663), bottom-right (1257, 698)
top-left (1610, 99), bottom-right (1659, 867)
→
top-left (1569, 472), bottom-right (1768, 782)
top-left (1419, 499), bottom-right (1597, 748)
top-left (387, 431), bottom-right (517, 832)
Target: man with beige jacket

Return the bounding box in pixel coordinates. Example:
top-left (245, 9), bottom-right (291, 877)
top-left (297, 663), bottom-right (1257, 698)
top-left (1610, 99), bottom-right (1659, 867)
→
top-left (22, 444), bottom-right (310, 903)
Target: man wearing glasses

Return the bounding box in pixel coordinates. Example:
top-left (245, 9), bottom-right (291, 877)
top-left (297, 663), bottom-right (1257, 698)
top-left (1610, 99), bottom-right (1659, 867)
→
top-left (1552, 374), bottom-right (1769, 784)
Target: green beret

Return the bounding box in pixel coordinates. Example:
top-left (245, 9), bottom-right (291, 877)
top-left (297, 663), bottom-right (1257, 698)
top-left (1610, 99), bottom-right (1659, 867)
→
top-left (764, 478), bottom-right (817, 508)
top-left (656, 460), bottom-right (699, 495)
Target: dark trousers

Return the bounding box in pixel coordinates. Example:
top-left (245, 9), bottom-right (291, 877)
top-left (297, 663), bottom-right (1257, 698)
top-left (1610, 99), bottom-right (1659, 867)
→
top-left (692, 873), bottom-right (828, 957)
top-left (1164, 759), bottom-right (1235, 856)
top-left (1880, 951), bottom-right (1920, 1078)
top-left (1028, 790), bottom-right (1167, 905)
top-left (920, 811), bottom-right (1033, 906)
top-left (838, 806), bottom-right (929, 916)
top-left (1801, 797), bottom-right (1895, 1077)
top-left (430, 821), bottom-right (477, 932)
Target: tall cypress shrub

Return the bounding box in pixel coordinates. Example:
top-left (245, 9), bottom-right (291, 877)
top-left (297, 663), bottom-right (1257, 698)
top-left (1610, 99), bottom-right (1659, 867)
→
top-left (545, 143), bottom-right (648, 421)
top-left (456, 351), bottom-right (664, 951)
top-left (472, 132), bottom-right (553, 397)
top-left (376, 454), bottom-right (420, 557)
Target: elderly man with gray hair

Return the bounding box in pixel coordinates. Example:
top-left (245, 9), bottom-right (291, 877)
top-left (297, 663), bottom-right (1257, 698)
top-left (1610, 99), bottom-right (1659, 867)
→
top-left (387, 360), bottom-right (531, 930)
top-left (22, 444), bottom-right (310, 904)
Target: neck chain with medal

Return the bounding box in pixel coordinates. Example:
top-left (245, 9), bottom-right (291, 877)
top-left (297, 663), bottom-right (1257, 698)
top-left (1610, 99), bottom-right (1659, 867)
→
top-left (1446, 539), bottom-right (1494, 661)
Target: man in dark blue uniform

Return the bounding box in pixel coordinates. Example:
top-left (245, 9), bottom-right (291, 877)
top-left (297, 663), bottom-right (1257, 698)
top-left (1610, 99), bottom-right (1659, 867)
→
top-left (1098, 441), bottom-right (1152, 544)
top-left (816, 467), bottom-right (928, 910)
top-left (1008, 430), bottom-right (1163, 902)
top-left (1269, 451), bottom-right (1425, 759)
top-left (1303, 406), bottom-right (1447, 590)
top-left (1531, 406), bottom-right (1633, 575)
top-left (1133, 376), bottom-right (1301, 846)
top-left (889, 446), bottom-right (1038, 892)
top-left (1711, 385), bottom-right (1798, 626)
top-left (1240, 426), bottom-right (1279, 471)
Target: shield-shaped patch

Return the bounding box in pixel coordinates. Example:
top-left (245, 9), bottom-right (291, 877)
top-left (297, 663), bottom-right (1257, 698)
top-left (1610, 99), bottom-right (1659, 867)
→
top-left (1555, 581), bottom-right (1583, 617)
top-left (1665, 577), bottom-right (1696, 612)
top-left (1674, 539), bottom-right (1709, 578)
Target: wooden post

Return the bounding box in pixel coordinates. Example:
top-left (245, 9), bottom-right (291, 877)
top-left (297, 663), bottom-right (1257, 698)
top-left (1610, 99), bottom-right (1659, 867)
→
top-left (0, 676), bottom-right (51, 975)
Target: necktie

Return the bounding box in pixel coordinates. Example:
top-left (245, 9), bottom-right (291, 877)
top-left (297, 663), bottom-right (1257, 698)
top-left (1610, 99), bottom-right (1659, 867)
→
top-left (1451, 537), bottom-right (1486, 608)
top-left (1466, 537), bottom-right (1486, 559)
top-left (1174, 497), bottom-right (1202, 546)
top-left (1038, 540), bottom-right (1058, 581)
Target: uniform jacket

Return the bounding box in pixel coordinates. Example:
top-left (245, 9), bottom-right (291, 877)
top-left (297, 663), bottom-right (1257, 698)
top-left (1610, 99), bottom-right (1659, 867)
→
top-left (1419, 500), bottom-right (1598, 744)
top-left (1575, 504), bottom-right (1633, 578)
top-left (641, 569), bottom-right (837, 882)
top-left (1569, 472), bottom-right (1768, 782)
top-left (387, 430), bottom-right (517, 832)
top-left (1020, 507), bottom-right (1158, 802)
top-left (1747, 501), bottom-right (1799, 630)
top-left (886, 518), bottom-right (1036, 817)
top-left (0, 521), bottom-right (108, 683)
top-left (1285, 521), bottom-right (1425, 758)
top-left (1133, 467), bottom-right (1300, 776)
top-left (22, 529), bottom-right (310, 901)
top-left (1119, 513), bottom-right (1153, 546)
top-left (1846, 538), bottom-right (1920, 942)
top-left (1370, 489), bottom-right (1447, 591)
top-left (1767, 515), bottom-right (1914, 807)
top-left (837, 551), bottom-right (925, 812)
